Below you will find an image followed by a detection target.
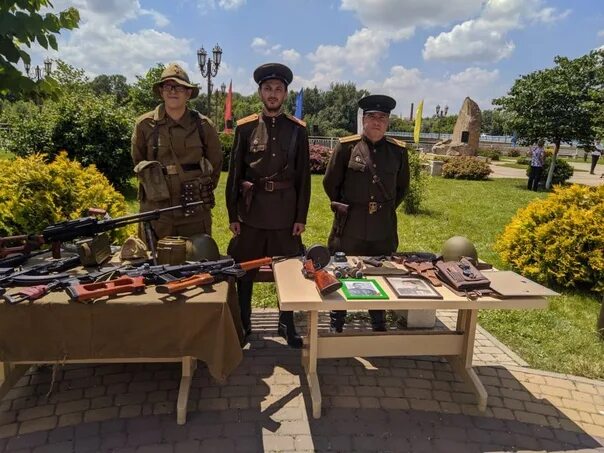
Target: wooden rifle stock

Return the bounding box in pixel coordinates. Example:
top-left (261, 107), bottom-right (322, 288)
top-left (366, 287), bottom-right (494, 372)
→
top-left (67, 276), bottom-right (145, 302)
top-left (302, 259), bottom-right (342, 296)
top-left (156, 257), bottom-right (273, 295)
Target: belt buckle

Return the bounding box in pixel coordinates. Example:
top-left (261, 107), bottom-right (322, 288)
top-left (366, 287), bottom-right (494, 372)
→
top-left (265, 181), bottom-right (275, 192)
top-left (368, 202), bottom-right (378, 214)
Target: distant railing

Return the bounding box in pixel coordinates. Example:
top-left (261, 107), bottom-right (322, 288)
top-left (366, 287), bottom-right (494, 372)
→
top-left (308, 132), bottom-right (515, 148)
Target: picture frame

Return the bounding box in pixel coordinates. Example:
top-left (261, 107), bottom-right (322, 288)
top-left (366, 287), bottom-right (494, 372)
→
top-left (384, 276), bottom-right (443, 299)
top-left (340, 278), bottom-right (389, 300)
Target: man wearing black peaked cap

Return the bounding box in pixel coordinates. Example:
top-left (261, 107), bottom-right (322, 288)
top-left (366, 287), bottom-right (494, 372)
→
top-left (323, 94), bottom-right (410, 332)
top-left (225, 63), bottom-right (311, 348)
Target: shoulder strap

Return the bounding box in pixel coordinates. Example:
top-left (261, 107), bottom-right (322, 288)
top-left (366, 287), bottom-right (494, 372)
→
top-left (190, 110), bottom-right (207, 158)
top-left (355, 142), bottom-right (390, 200)
top-left (152, 120), bottom-right (160, 161)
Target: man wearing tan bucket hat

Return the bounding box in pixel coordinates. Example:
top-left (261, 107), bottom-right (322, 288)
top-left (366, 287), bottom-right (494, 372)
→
top-left (131, 63), bottom-right (222, 242)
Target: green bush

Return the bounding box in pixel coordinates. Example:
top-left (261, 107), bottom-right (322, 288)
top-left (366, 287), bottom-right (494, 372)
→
top-left (524, 156), bottom-right (574, 186)
top-left (517, 156), bottom-right (530, 165)
top-left (477, 148), bottom-right (501, 161)
top-left (441, 156), bottom-right (492, 180)
top-left (0, 153), bottom-right (133, 242)
top-left (219, 132), bottom-right (235, 171)
top-left (495, 185), bottom-right (604, 292)
top-left (0, 94), bottom-right (135, 190)
top-left (508, 148), bottom-right (521, 157)
top-left (403, 149), bottom-right (427, 214)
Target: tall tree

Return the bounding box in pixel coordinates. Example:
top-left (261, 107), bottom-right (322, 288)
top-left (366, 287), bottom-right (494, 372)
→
top-left (494, 50), bottom-right (604, 189)
top-left (128, 63), bottom-right (164, 115)
top-left (90, 74), bottom-right (129, 104)
top-left (0, 0), bottom-right (79, 99)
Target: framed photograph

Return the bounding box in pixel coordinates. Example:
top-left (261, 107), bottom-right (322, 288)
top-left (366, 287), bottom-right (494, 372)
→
top-left (385, 277), bottom-right (443, 299)
top-left (340, 278), bottom-right (389, 300)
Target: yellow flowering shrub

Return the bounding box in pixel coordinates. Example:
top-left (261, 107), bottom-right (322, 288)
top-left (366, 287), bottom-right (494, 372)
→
top-left (495, 184), bottom-right (604, 292)
top-left (0, 152), bottom-right (134, 243)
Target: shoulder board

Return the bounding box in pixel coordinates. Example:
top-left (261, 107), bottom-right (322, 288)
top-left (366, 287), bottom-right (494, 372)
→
top-left (236, 113), bottom-right (259, 126)
top-left (386, 137), bottom-right (407, 148)
top-left (339, 134), bottom-right (361, 144)
top-left (284, 113), bottom-right (306, 127)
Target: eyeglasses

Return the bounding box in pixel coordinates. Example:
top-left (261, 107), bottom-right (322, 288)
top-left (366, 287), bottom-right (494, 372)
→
top-left (161, 84), bottom-right (187, 93)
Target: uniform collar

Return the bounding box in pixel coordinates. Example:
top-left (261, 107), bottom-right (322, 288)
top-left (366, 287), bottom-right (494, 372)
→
top-left (153, 104), bottom-right (191, 127)
top-left (362, 134), bottom-right (386, 147)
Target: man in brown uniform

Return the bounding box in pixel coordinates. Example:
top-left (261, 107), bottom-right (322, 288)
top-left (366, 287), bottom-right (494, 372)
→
top-left (323, 95), bottom-right (410, 332)
top-left (131, 63), bottom-right (222, 241)
top-left (226, 63), bottom-right (311, 348)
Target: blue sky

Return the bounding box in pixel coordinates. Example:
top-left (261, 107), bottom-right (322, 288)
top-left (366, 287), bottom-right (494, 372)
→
top-left (34, 0), bottom-right (604, 116)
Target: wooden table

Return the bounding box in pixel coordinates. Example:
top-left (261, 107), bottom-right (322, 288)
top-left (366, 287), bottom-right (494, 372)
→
top-left (0, 279), bottom-right (243, 425)
top-left (274, 258), bottom-right (549, 419)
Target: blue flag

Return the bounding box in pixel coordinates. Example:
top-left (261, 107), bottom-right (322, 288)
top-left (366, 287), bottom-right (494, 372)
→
top-left (294, 88), bottom-right (303, 119)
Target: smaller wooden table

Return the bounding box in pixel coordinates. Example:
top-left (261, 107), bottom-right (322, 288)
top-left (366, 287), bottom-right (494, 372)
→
top-left (274, 258), bottom-right (549, 419)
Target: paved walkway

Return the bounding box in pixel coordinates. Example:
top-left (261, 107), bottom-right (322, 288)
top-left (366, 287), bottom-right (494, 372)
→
top-left (490, 160), bottom-right (604, 187)
top-left (0, 309), bottom-right (602, 452)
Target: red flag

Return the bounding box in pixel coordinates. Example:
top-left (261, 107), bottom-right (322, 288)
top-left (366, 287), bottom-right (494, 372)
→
top-left (224, 80), bottom-right (233, 134)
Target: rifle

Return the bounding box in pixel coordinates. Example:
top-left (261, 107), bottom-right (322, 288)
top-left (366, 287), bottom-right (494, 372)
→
top-left (0, 235), bottom-right (46, 259)
top-left (66, 257), bottom-right (237, 302)
top-left (156, 257), bottom-right (272, 294)
top-left (302, 259), bottom-right (341, 296)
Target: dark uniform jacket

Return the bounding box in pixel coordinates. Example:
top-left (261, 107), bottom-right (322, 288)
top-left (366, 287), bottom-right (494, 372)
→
top-left (225, 112), bottom-right (311, 230)
top-left (131, 104), bottom-right (222, 229)
top-left (323, 134), bottom-right (410, 244)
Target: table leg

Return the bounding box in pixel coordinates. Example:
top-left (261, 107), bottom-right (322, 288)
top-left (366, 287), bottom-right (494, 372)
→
top-left (447, 309), bottom-right (487, 411)
top-left (0, 362), bottom-right (27, 401)
top-left (177, 356), bottom-right (197, 425)
top-left (302, 310), bottom-right (321, 419)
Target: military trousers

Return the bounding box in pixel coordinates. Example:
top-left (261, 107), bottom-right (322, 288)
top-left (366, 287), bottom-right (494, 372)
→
top-left (228, 223), bottom-right (303, 332)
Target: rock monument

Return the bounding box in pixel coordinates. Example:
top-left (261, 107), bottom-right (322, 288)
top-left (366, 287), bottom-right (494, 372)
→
top-left (432, 97), bottom-right (481, 156)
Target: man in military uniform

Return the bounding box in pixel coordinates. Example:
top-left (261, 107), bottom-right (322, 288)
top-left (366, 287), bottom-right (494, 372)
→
top-left (131, 63), bottom-right (222, 241)
top-left (226, 63), bottom-right (311, 348)
top-left (323, 94), bottom-right (410, 332)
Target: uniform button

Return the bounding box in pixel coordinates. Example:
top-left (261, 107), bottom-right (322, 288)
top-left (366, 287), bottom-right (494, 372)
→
top-left (272, 137), bottom-right (276, 141)
top-left (370, 196), bottom-right (374, 200)
top-left (272, 153), bottom-right (276, 157)
top-left (373, 164), bottom-right (376, 168)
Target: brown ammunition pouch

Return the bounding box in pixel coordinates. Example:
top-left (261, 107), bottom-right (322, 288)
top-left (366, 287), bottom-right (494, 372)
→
top-left (134, 160), bottom-right (170, 202)
top-left (434, 257), bottom-right (491, 292)
top-left (330, 201), bottom-right (349, 237)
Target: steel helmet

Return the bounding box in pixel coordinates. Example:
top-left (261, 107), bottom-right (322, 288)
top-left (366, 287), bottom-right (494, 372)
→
top-left (185, 234), bottom-right (220, 261)
top-left (441, 236), bottom-right (478, 263)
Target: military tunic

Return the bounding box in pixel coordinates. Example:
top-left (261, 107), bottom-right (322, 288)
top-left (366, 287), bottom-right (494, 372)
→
top-left (131, 104), bottom-right (222, 238)
top-left (323, 134), bottom-right (410, 254)
top-left (226, 112), bottom-right (311, 232)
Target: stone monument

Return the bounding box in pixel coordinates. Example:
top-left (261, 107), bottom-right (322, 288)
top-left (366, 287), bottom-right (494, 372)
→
top-left (432, 97), bottom-right (481, 156)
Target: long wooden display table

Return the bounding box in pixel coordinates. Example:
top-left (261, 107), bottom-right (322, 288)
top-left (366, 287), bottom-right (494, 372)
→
top-left (274, 257), bottom-right (550, 419)
top-left (0, 278), bottom-right (243, 425)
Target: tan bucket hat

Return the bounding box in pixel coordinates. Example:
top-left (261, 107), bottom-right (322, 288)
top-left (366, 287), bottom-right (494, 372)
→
top-left (119, 235), bottom-right (149, 265)
top-left (152, 63), bottom-right (199, 98)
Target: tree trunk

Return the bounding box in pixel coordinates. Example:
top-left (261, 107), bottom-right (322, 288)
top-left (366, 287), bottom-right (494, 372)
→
top-left (545, 140), bottom-right (560, 190)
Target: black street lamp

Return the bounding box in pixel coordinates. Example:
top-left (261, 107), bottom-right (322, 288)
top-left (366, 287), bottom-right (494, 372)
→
top-left (24, 58), bottom-right (52, 112)
top-left (197, 44), bottom-right (222, 116)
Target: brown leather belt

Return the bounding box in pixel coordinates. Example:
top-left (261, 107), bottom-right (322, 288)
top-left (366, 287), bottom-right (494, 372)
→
top-left (259, 180), bottom-right (293, 192)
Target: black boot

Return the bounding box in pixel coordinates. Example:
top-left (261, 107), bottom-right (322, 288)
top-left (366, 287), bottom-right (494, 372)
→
top-left (278, 311), bottom-right (303, 349)
top-left (369, 310), bottom-right (387, 332)
top-left (237, 280), bottom-right (253, 339)
top-left (330, 310), bottom-right (346, 333)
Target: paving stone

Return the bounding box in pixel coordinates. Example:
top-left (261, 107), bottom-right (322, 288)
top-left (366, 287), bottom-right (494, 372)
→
top-left (15, 403), bottom-right (54, 422)
top-left (6, 430), bottom-right (48, 450)
top-left (19, 416), bottom-right (57, 435)
top-left (83, 406), bottom-right (119, 423)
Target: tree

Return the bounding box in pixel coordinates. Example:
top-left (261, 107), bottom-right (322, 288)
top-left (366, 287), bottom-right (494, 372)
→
top-left (90, 74), bottom-right (130, 105)
top-left (493, 50), bottom-right (604, 189)
top-left (0, 0), bottom-right (80, 99)
top-left (128, 63), bottom-right (164, 115)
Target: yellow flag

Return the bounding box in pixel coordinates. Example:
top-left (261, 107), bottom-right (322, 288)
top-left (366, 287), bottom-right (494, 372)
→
top-left (414, 100), bottom-right (423, 144)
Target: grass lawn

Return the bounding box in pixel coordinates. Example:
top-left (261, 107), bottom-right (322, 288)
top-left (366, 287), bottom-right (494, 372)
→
top-left (131, 174), bottom-right (604, 379)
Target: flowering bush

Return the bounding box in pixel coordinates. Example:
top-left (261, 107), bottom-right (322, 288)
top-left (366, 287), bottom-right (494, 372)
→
top-left (441, 156), bottom-right (492, 180)
top-left (495, 185), bottom-right (604, 292)
top-left (309, 144), bottom-right (332, 174)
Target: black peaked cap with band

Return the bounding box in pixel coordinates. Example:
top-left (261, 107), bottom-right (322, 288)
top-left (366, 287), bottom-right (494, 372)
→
top-left (253, 63), bottom-right (293, 87)
top-left (358, 94), bottom-right (396, 114)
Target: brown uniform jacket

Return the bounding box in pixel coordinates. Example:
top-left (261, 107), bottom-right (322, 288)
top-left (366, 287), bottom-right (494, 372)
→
top-left (323, 134), bottom-right (410, 242)
top-left (131, 104), bottom-right (222, 225)
top-left (225, 113), bottom-right (311, 230)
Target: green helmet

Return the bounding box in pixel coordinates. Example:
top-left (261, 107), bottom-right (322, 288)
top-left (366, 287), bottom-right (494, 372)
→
top-left (441, 236), bottom-right (478, 263)
top-left (186, 234), bottom-right (220, 261)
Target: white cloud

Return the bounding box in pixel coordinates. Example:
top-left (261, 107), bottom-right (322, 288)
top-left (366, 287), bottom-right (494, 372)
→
top-left (362, 65), bottom-right (501, 118)
top-left (250, 37), bottom-right (282, 55)
top-left (282, 49), bottom-right (301, 65)
top-left (423, 0), bottom-right (570, 62)
top-left (31, 0), bottom-right (191, 81)
top-left (340, 0), bottom-right (484, 31)
top-left (196, 0), bottom-right (246, 12)
top-left (598, 30), bottom-right (604, 38)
